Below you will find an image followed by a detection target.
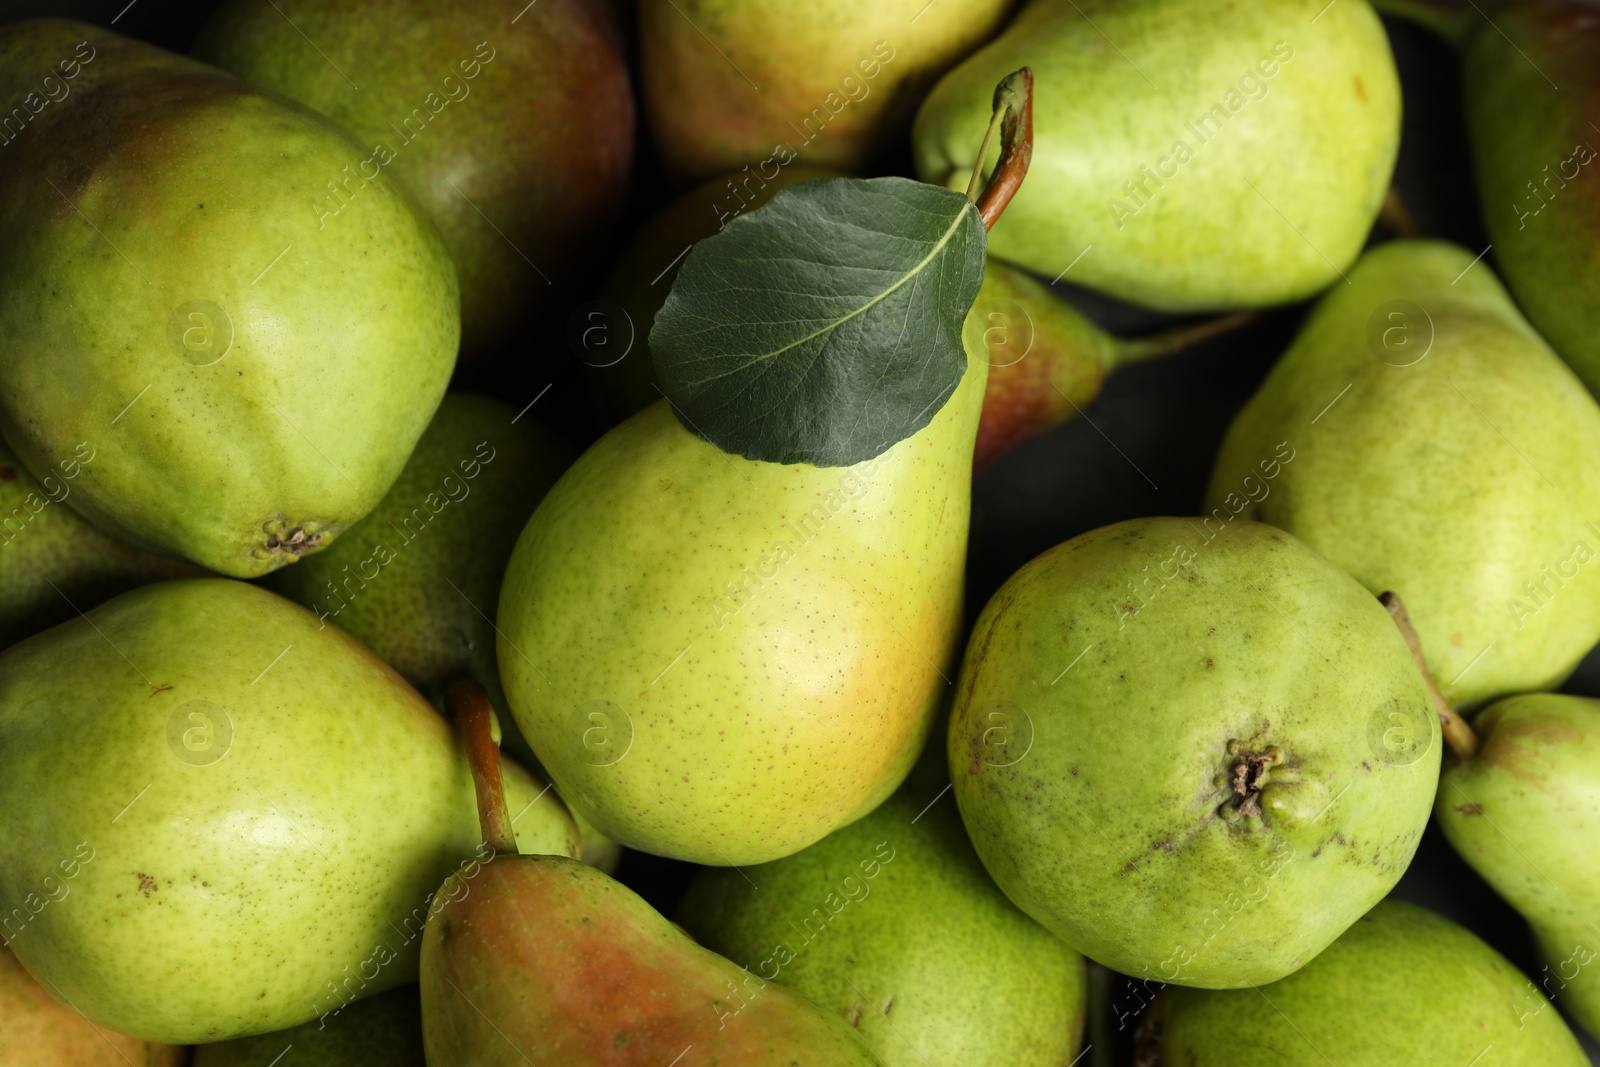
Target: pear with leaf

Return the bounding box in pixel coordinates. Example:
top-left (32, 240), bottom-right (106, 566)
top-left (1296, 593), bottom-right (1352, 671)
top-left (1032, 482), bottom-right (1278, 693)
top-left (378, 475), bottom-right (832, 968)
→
top-left (499, 72), bottom-right (1034, 865)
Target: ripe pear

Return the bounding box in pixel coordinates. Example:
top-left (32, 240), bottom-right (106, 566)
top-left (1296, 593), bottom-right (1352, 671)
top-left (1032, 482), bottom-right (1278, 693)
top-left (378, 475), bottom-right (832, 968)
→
top-left (0, 945), bottom-right (185, 1067)
top-left (948, 517), bottom-right (1438, 987)
top-left (0, 437), bottom-right (202, 651)
top-left (1137, 899), bottom-right (1589, 1065)
top-left (1437, 692), bottom-right (1600, 1040)
top-left (264, 393), bottom-right (572, 755)
top-left (192, 984), bottom-right (423, 1066)
top-left (419, 681), bottom-right (884, 1065)
top-left (592, 165), bottom-right (845, 422)
top-left (914, 0), bottom-right (1399, 310)
top-left (194, 0), bottom-right (634, 354)
top-left (498, 336), bottom-right (987, 865)
top-left (677, 783), bottom-right (1086, 1065)
top-left (0, 579), bottom-right (578, 1043)
top-left (1207, 239), bottom-right (1600, 710)
top-left (0, 20), bottom-right (457, 578)
top-left (640, 0), bottom-right (1010, 184)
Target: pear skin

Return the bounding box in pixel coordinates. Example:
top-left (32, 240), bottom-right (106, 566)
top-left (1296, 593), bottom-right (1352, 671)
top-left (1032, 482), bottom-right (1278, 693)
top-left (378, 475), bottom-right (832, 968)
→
top-left (498, 344), bottom-right (987, 866)
top-left (0, 21), bottom-right (457, 578)
top-left (914, 0), bottom-right (1398, 310)
top-left (677, 785), bottom-right (1086, 1066)
top-left (1437, 692), bottom-right (1600, 1040)
top-left (1207, 240), bottom-right (1600, 709)
top-left (0, 945), bottom-right (185, 1067)
top-left (194, 0), bottom-right (633, 354)
top-left (0, 436), bottom-right (203, 651)
top-left (1139, 900), bottom-right (1589, 1065)
top-left (640, 0), bottom-right (1010, 184)
top-left (948, 518), bottom-right (1437, 987)
top-left (0, 579), bottom-right (578, 1043)
top-left (1459, 1), bottom-right (1600, 398)
top-left (192, 984), bottom-right (424, 1066)
top-left (420, 854), bottom-right (883, 1065)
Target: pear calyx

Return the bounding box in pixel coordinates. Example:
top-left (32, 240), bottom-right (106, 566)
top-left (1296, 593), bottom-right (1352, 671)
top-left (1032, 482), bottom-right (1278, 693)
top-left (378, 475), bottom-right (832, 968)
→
top-left (255, 519), bottom-right (326, 563)
top-left (1216, 740), bottom-right (1301, 826)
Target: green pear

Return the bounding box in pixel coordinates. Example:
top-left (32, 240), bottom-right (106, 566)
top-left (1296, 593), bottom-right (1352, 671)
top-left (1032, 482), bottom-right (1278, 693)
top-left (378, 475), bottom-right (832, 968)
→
top-left (498, 338), bottom-right (987, 865)
top-left (0, 944), bottom-right (185, 1067)
top-left (640, 0), bottom-right (1010, 184)
top-left (419, 683), bottom-right (884, 1065)
top-left (0, 579), bottom-right (578, 1043)
top-left (192, 984), bottom-right (423, 1066)
top-left (914, 0), bottom-right (1399, 310)
top-left (0, 436), bottom-right (203, 651)
top-left (677, 783), bottom-right (1086, 1065)
top-left (264, 393), bottom-right (572, 756)
top-left (1207, 239), bottom-right (1600, 710)
top-left (1437, 692), bottom-right (1600, 1039)
top-left (194, 0), bottom-right (634, 354)
top-left (947, 517), bottom-right (1438, 987)
top-left (591, 165), bottom-right (846, 422)
top-left (1137, 899), bottom-right (1589, 1065)
top-left (0, 20), bottom-right (457, 578)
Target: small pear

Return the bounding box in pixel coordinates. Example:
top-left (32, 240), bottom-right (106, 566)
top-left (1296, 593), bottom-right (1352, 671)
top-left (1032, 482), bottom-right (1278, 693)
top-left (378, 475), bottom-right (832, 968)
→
top-left (1437, 692), bottom-right (1600, 1040)
top-left (265, 393), bottom-right (573, 762)
top-left (0, 944), bottom-right (184, 1066)
top-left (0, 579), bottom-right (577, 1043)
top-left (947, 517), bottom-right (1438, 987)
top-left (677, 783), bottom-right (1086, 1065)
top-left (0, 21), bottom-right (457, 577)
top-left (640, 0), bottom-right (1010, 183)
top-left (915, 0), bottom-right (1399, 310)
top-left (0, 436), bottom-right (202, 651)
top-left (419, 682), bottom-right (884, 1065)
top-left (192, 984), bottom-right (424, 1066)
top-left (194, 0), bottom-right (634, 354)
top-left (1207, 239), bottom-right (1600, 709)
top-left (1136, 899), bottom-right (1589, 1065)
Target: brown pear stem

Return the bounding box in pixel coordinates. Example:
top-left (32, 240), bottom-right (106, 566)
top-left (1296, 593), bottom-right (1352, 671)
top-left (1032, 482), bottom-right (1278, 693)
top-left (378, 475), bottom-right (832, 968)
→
top-left (1378, 184), bottom-right (1424, 239)
top-left (446, 678), bottom-right (519, 855)
top-left (1379, 592), bottom-right (1480, 760)
top-left (972, 68), bottom-right (1034, 233)
top-left (1114, 309), bottom-right (1265, 368)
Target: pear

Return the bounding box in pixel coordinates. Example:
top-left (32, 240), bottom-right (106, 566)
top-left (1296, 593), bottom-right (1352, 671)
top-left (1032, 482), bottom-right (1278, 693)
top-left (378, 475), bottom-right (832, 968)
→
top-left (1207, 239), bottom-right (1600, 709)
top-left (640, 0), bottom-right (1010, 184)
top-left (0, 436), bottom-right (203, 651)
top-left (1437, 692), bottom-right (1600, 1040)
top-left (0, 579), bottom-right (578, 1043)
top-left (0, 20), bottom-right (457, 578)
top-left (419, 681), bottom-right (884, 1065)
top-left (264, 393), bottom-right (572, 757)
top-left (1136, 899), bottom-right (1589, 1065)
top-left (0, 944), bottom-right (185, 1066)
top-left (1380, 1), bottom-right (1600, 397)
top-left (499, 343), bottom-right (985, 865)
top-left (194, 0), bottom-right (634, 355)
top-left (192, 984), bottom-right (423, 1066)
top-left (914, 0), bottom-right (1399, 310)
top-left (677, 782), bottom-right (1086, 1065)
top-left (592, 165), bottom-right (846, 422)
top-left (947, 517), bottom-right (1438, 987)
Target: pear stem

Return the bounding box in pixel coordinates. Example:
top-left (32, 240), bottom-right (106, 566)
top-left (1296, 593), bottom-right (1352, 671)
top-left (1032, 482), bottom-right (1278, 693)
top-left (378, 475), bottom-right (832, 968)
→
top-left (1378, 184), bottom-right (1424, 239)
top-left (1379, 592), bottom-right (1480, 760)
top-left (972, 67), bottom-right (1034, 233)
top-left (446, 678), bottom-right (519, 855)
top-left (1113, 309), bottom-right (1264, 368)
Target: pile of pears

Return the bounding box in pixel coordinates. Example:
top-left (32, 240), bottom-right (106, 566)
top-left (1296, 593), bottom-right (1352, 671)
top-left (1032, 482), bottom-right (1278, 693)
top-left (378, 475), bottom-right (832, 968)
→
top-left (4, 1), bottom-right (1600, 1065)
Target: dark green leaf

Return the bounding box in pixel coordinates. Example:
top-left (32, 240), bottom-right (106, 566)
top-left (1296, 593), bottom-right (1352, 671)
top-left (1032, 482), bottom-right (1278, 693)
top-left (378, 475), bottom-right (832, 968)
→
top-left (651, 176), bottom-right (986, 467)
